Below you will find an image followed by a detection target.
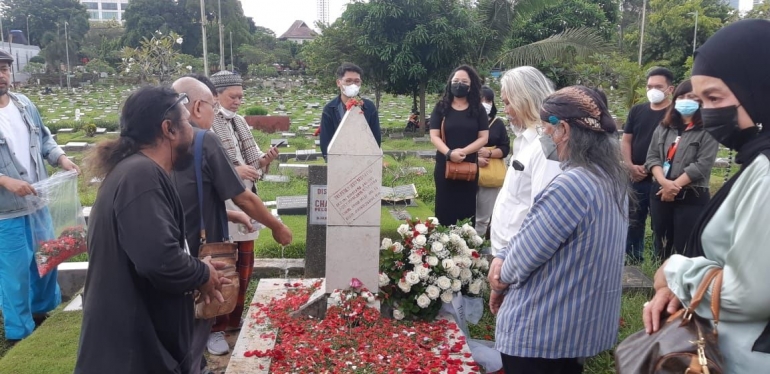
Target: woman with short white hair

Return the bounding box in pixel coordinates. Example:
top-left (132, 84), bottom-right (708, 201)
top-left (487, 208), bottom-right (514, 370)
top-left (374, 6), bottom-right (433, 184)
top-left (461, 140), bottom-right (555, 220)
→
top-left (489, 66), bottom-right (561, 255)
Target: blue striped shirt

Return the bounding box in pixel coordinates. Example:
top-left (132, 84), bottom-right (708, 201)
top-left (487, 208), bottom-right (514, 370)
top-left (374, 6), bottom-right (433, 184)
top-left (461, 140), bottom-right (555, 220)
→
top-left (494, 166), bottom-right (627, 358)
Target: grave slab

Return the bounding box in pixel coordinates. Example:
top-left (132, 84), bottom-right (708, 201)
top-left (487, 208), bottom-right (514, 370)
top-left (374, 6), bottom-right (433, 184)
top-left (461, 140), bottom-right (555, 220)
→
top-left (276, 195), bottom-right (308, 215)
top-left (262, 175), bottom-right (290, 183)
top-left (270, 138), bottom-right (288, 147)
top-left (622, 266), bottom-right (654, 294)
top-left (295, 149), bottom-right (318, 161)
top-left (280, 132), bottom-right (296, 138)
top-left (305, 166), bottom-right (328, 278)
top-left (58, 128), bottom-right (74, 134)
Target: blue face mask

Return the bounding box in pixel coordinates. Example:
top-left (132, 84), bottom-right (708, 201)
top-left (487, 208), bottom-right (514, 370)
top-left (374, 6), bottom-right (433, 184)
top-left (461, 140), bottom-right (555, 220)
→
top-left (675, 99), bottom-right (700, 116)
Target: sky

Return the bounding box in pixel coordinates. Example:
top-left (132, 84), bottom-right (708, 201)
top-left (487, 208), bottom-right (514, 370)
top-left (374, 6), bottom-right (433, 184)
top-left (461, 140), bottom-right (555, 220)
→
top-left (243, 0), bottom-right (350, 37)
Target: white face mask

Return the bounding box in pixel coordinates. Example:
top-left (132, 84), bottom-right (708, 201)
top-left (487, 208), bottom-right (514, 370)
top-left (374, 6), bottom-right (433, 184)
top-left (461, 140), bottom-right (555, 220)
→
top-left (482, 102), bottom-right (493, 115)
top-left (220, 107), bottom-right (237, 120)
top-left (342, 84), bottom-right (360, 98)
top-left (646, 88), bottom-right (666, 104)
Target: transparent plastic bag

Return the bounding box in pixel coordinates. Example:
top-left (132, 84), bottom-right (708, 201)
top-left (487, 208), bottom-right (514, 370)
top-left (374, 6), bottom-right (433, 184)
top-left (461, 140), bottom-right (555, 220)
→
top-left (27, 170), bottom-right (87, 276)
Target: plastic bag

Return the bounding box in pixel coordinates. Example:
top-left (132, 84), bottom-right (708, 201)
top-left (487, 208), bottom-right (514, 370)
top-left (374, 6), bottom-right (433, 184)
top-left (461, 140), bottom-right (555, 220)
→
top-left (28, 170), bottom-right (87, 276)
top-left (440, 294), bottom-right (503, 373)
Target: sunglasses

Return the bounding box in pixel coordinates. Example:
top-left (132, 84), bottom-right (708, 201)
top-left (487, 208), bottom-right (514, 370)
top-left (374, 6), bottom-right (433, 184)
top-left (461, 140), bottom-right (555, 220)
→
top-left (161, 93), bottom-right (190, 121)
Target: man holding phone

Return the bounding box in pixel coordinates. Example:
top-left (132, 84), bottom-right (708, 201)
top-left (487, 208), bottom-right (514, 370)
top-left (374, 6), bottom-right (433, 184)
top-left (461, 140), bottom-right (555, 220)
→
top-left (208, 71), bottom-right (280, 355)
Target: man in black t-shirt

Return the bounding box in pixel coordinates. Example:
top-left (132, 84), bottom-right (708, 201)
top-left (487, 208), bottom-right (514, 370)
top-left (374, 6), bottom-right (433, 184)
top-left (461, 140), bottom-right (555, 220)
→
top-left (172, 77), bottom-right (292, 374)
top-left (621, 67), bottom-right (674, 263)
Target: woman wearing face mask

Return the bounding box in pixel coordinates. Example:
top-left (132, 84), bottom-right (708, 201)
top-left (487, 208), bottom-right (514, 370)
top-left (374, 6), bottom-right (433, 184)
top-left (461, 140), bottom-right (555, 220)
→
top-left (645, 79), bottom-right (719, 260)
top-left (642, 19), bottom-right (770, 373)
top-left (475, 85), bottom-right (511, 237)
top-left (487, 66), bottom-right (561, 257)
top-left (429, 65), bottom-right (489, 226)
top-left (489, 86), bottom-right (630, 373)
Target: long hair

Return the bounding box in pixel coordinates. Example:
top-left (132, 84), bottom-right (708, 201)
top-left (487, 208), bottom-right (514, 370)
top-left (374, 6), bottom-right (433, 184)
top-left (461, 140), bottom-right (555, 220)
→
top-left (437, 65), bottom-right (483, 119)
top-left (564, 125), bottom-right (631, 215)
top-left (661, 79), bottom-right (703, 129)
top-left (481, 85), bottom-right (498, 119)
top-left (500, 66), bottom-right (554, 128)
top-left (86, 86), bottom-right (183, 178)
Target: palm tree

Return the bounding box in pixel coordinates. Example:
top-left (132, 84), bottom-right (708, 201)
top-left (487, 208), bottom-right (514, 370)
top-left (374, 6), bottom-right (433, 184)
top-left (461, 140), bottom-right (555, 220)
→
top-left (475, 0), bottom-right (612, 68)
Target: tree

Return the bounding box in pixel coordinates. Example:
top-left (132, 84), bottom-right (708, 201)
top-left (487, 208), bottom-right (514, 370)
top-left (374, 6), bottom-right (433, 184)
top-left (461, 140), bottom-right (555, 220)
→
top-left (123, 0), bottom-right (191, 47)
top-left (497, 0), bottom-right (616, 67)
top-left (121, 31), bottom-right (186, 83)
top-left (344, 0), bottom-right (480, 130)
top-left (625, 0), bottom-right (732, 79)
top-left (1, 0), bottom-right (89, 48)
top-left (81, 21), bottom-right (125, 69)
top-left (180, 0), bottom-right (254, 72)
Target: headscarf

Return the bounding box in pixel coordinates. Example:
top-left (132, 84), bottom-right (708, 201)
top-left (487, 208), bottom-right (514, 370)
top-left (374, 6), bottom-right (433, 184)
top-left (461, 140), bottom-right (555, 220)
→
top-left (539, 85), bottom-right (617, 134)
top-left (685, 19), bottom-right (770, 353)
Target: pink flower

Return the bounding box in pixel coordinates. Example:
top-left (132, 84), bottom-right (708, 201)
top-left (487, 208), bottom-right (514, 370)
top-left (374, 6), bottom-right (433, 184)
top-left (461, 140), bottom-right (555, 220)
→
top-left (350, 278), bottom-right (364, 289)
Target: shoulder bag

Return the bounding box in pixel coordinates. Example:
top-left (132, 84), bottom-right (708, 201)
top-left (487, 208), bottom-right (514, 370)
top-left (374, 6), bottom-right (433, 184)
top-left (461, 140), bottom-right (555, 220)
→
top-left (192, 130), bottom-right (240, 320)
top-left (442, 118), bottom-right (478, 182)
top-left (615, 268), bottom-right (725, 374)
top-left (478, 118), bottom-right (507, 188)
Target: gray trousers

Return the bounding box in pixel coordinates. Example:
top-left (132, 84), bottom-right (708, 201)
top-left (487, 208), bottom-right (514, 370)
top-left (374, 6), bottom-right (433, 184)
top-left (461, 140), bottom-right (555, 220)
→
top-left (476, 186), bottom-right (502, 237)
top-left (190, 317), bottom-right (215, 374)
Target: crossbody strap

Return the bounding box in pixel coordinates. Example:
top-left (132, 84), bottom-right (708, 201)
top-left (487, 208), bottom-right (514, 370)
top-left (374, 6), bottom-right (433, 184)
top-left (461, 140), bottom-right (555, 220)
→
top-left (194, 130), bottom-right (230, 244)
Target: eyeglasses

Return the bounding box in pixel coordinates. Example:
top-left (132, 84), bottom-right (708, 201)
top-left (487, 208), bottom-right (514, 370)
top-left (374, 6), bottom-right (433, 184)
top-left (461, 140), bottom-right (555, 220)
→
top-left (161, 93), bottom-right (189, 121)
top-left (199, 100), bottom-right (220, 112)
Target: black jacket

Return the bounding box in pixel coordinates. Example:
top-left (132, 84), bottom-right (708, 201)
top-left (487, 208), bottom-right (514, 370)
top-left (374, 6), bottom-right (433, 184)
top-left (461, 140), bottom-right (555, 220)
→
top-left (320, 95), bottom-right (381, 158)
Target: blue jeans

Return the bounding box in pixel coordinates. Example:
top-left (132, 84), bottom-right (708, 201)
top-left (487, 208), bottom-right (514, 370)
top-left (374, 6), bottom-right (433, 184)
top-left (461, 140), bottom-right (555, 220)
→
top-left (626, 179), bottom-right (651, 263)
top-left (0, 209), bottom-right (61, 340)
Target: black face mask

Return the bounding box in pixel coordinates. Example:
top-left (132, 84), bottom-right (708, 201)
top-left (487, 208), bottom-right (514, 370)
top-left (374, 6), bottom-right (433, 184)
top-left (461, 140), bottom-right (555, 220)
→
top-left (701, 105), bottom-right (758, 151)
top-left (451, 83), bottom-right (470, 98)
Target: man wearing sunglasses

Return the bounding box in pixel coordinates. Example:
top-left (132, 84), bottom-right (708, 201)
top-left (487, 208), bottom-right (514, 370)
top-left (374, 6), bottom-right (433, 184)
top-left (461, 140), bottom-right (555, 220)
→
top-left (172, 77), bottom-right (292, 374)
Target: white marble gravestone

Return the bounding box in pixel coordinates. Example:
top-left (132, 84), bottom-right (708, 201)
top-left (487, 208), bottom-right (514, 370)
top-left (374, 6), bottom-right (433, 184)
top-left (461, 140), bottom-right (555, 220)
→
top-left (325, 106), bottom-right (383, 293)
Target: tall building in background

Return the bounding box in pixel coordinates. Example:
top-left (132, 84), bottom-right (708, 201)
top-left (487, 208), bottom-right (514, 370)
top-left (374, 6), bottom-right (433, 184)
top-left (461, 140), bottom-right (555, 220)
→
top-left (317, 0), bottom-right (329, 26)
top-left (80, 0), bottom-right (130, 22)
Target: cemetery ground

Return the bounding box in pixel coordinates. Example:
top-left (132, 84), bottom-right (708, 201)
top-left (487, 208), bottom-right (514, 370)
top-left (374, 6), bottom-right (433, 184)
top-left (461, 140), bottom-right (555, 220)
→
top-left (0, 83), bottom-right (738, 372)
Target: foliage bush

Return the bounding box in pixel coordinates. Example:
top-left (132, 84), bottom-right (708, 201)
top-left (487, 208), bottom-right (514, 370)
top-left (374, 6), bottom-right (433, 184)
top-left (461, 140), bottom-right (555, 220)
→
top-left (29, 55), bottom-right (45, 64)
top-left (84, 59), bottom-right (116, 75)
top-left (249, 64), bottom-right (279, 78)
top-left (242, 106), bottom-right (268, 116)
top-left (46, 119), bottom-right (118, 134)
top-left (83, 123), bottom-right (97, 137)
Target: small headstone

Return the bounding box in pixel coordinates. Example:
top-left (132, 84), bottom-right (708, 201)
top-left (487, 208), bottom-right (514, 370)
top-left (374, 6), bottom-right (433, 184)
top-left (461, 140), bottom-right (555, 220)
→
top-left (713, 158), bottom-right (730, 168)
top-left (58, 128), bottom-right (74, 134)
top-left (416, 150), bottom-right (436, 159)
top-left (64, 294), bottom-right (83, 312)
top-left (74, 109), bottom-right (81, 121)
top-left (100, 72), bottom-right (108, 78)
top-left (314, 140), bottom-right (321, 146)
top-left (405, 166), bottom-right (427, 175)
top-left (271, 139), bottom-right (288, 147)
top-left (296, 149), bottom-right (318, 161)
top-left (389, 132), bottom-right (404, 139)
top-left (622, 266), bottom-right (654, 294)
top-left (95, 127), bottom-right (107, 134)
top-left (281, 132), bottom-right (296, 138)
top-left (311, 123), bottom-right (320, 128)
top-left (381, 184), bottom-right (418, 203)
top-left (413, 136), bottom-right (430, 143)
top-left (298, 126), bottom-right (310, 131)
top-left (63, 142), bottom-right (89, 152)
top-left (276, 195), bottom-right (308, 215)
top-left (262, 175), bottom-right (290, 183)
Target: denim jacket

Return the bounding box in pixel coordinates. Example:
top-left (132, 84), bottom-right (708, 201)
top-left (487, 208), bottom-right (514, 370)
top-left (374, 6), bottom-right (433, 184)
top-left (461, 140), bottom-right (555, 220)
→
top-left (0, 92), bottom-right (65, 217)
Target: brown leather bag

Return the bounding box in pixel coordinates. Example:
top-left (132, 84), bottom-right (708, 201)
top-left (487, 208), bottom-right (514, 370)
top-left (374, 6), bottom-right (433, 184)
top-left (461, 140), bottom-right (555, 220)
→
top-left (195, 241), bottom-right (240, 320)
top-left (441, 118), bottom-right (478, 181)
top-left (615, 268), bottom-right (725, 374)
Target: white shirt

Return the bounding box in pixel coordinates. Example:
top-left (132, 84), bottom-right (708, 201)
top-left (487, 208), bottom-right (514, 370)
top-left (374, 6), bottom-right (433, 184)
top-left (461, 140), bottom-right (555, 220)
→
top-left (0, 102), bottom-right (35, 180)
top-left (490, 127), bottom-right (562, 254)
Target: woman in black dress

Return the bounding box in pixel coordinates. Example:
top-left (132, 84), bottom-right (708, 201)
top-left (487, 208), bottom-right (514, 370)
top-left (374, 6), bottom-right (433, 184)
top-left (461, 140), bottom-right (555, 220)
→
top-left (429, 65), bottom-right (489, 226)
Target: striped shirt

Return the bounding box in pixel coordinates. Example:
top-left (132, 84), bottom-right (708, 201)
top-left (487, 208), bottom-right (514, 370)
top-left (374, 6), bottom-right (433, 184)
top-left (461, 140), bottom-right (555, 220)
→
top-left (494, 166), bottom-right (627, 358)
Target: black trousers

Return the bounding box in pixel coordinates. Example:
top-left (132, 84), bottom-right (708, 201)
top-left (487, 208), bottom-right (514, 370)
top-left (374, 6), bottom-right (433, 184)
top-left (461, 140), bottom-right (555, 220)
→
top-left (649, 184), bottom-right (710, 260)
top-left (501, 354), bottom-right (584, 374)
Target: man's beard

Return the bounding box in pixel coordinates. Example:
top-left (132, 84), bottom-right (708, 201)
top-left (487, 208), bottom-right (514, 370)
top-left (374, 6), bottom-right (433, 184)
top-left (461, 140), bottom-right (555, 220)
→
top-left (0, 87), bottom-right (9, 97)
top-left (172, 139), bottom-right (194, 171)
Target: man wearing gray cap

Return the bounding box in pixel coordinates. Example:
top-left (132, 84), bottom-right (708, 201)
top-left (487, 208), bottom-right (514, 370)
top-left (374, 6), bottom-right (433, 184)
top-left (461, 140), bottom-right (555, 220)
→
top-left (0, 49), bottom-right (79, 342)
top-left (207, 70), bottom-right (279, 354)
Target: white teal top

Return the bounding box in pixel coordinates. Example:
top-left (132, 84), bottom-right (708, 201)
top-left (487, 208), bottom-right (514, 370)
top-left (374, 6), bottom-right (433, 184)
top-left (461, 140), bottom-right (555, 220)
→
top-left (665, 154), bottom-right (770, 373)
